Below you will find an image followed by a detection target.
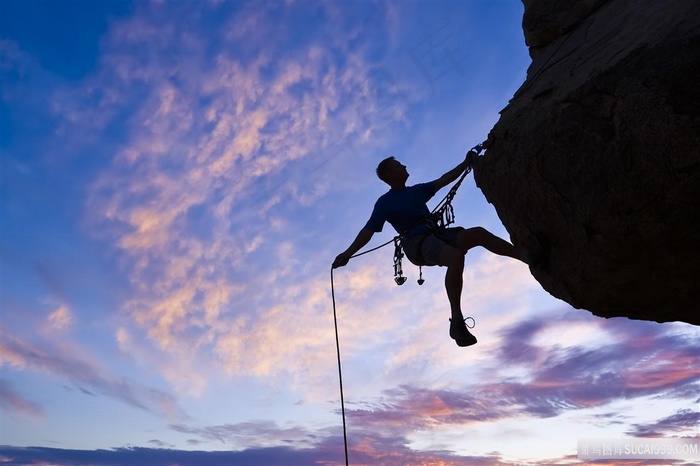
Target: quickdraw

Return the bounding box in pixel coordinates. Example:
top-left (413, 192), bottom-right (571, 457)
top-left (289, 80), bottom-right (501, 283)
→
top-left (393, 236), bottom-right (408, 285)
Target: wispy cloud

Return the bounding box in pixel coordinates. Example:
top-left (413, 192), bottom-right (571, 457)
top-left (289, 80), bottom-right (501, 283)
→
top-left (169, 420), bottom-right (318, 449)
top-left (628, 409), bottom-right (700, 438)
top-left (0, 379), bottom-right (44, 420)
top-left (44, 305), bottom-right (74, 332)
top-left (0, 328), bottom-right (186, 420)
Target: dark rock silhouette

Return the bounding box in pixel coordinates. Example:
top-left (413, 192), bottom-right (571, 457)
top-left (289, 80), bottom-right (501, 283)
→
top-left (474, 0), bottom-right (700, 325)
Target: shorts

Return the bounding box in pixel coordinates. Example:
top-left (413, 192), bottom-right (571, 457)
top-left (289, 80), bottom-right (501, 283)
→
top-left (402, 227), bottom-right (464, 267)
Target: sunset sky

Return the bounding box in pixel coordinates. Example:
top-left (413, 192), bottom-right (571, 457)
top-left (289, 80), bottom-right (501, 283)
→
top-left (1, 1), bottom-right (698, 465)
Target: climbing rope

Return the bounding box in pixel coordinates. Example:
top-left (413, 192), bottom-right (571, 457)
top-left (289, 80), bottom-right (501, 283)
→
top-left (329, 143), bottom-right (484, 465)
top-left (330, 267), bottom-right (350, 466)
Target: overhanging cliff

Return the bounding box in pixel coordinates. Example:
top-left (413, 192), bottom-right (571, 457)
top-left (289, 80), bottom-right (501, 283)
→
top-left (474, 0), bottom-right (700, 325)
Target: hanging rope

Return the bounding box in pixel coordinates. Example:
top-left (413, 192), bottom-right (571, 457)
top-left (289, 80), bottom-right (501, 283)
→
top-left (330, 267), bottom-right (350, 466)
top-left (329, 143), bottom-right (484, 466)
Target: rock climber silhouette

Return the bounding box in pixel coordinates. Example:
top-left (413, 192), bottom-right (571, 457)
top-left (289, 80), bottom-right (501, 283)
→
top-left (332, 152), bottom-right (548, 347)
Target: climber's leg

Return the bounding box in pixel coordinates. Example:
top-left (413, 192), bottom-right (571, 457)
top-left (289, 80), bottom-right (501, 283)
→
top-left (456, 226), bottom-right (525, 262)
top-left (437, 244), bottom-right (477, 347)
top-left (439, 244), bottom-right (465, 321)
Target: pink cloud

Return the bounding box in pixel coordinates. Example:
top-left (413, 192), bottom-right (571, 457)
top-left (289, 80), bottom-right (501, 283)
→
top-left (0, 379), bottom-right (44, 420)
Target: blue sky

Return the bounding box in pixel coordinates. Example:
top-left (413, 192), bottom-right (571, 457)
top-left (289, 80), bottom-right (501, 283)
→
top-left (1, 1), bottom-right (698, 465)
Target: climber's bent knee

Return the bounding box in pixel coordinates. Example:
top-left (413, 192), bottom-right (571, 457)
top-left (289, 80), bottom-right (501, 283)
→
top-left (457, 226), bottom-right (491, 251)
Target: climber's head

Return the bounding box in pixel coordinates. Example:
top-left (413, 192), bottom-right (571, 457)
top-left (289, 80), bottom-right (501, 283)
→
top-left (376, 157), bottom-right (409, 188)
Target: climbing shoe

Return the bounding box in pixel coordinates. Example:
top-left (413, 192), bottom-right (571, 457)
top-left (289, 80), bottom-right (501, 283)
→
top-left (449, 318), bottom-right (477, 347)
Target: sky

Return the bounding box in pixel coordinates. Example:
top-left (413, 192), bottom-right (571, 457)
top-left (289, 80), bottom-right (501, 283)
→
top-left (0, 1), bottom-right (698, 465)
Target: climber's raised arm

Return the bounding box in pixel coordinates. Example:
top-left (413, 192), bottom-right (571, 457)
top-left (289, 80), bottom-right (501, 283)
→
top-left (431, 154), bottom-right (470, 191)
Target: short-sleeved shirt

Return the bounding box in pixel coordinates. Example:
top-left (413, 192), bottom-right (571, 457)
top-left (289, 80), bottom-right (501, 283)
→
top-left (364, 182), bottom-right (437, 237)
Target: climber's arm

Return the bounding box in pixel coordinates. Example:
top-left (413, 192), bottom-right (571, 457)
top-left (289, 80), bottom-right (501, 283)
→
top-left (333, 228), bottom-right (375, 268)
top-left (432, 156), bottom-right (470, 191)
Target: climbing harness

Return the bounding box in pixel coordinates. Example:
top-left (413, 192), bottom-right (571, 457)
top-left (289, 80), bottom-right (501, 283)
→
top-left (329, 143), bottom-right (484, 466)
top-left (392, 143), bottom-right (484, 286)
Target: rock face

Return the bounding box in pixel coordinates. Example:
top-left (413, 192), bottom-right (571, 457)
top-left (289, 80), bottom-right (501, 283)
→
top-left (474, 0), bottom-right (700, 325)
